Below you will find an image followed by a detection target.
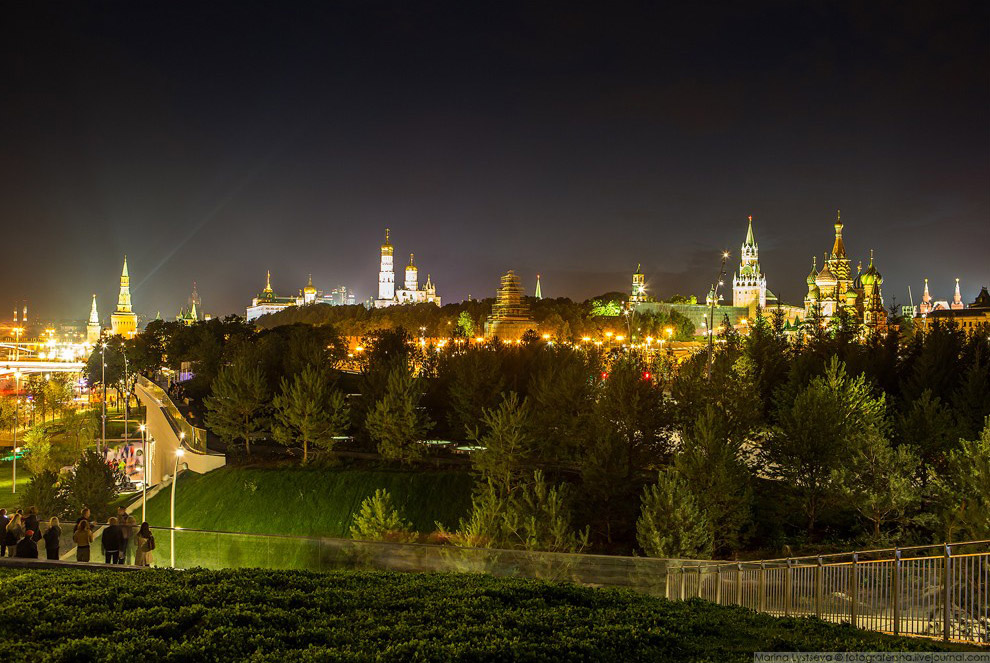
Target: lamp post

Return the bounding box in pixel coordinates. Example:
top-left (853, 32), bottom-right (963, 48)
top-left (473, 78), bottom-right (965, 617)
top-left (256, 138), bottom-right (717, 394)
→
top-left (170, 447), bottom-right (185, 568)
top-left (707, 251), bottom-right (730, 380)
top-left (122, 352), bottom-right (128, 446)
top-left (11, 369), bottom-right (20, 493)
top-left (139, 423), bottom-right (147, 522)
top-left (100, 342), bottom-right (107, 450)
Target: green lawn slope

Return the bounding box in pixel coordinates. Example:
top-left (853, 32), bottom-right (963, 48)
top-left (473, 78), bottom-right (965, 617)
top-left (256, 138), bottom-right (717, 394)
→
top-left (0, 567), bottom-right (966, 662)
top-left (140, 465), bottom-right (475, 538)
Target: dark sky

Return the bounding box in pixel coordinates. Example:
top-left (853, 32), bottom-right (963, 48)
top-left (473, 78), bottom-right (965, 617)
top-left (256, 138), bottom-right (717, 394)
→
top-left (2, 1), bottom-right (987, 321)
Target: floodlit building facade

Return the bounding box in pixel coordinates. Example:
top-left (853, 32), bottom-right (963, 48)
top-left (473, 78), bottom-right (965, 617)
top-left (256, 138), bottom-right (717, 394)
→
top-left (110, 256), bottom-right (138, 338)
top-left (374, 229), bottom-right (441, 308)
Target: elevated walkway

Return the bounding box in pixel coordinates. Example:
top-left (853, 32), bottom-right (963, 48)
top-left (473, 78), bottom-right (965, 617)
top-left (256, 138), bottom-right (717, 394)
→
top-left (133, 375), bottom-right (225, 485)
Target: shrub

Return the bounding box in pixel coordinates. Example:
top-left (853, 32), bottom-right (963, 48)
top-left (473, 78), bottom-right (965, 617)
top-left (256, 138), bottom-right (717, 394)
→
top-left (65, 448), bottom-right (125, 521)
top-left (18, 469), bottom-right (71, 518)
top-left (349, 489), bottom-right (417, 542)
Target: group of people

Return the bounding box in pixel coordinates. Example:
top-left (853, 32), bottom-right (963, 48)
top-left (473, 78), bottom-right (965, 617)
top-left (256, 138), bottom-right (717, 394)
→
top-left (2, 506), bottom-right (155, 566)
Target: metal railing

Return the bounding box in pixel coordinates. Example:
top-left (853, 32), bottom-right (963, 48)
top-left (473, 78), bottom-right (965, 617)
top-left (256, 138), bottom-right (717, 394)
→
top-left (665, 541), bottom-right (990, 644)
top-left (135, 375), bottom-right (208, 452)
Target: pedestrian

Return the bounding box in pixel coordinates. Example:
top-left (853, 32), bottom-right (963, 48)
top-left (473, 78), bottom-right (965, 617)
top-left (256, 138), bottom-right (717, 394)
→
top-left (116, 506), bottom-right (128, 524)
top-left (122, 515), bottom-right (137, 564)
top-left (75, 507), bottom-right (91, 527)
top-left (102, 517), bottom-right (123, 564)
top-left (14, 530), bottom-right (38, 558)
top-left (0, 509), bottom-right (9, 557)
top-left (134, 522), bottom-right (155, 567)
top-left (24, 506), bottom-right (41, 542)
top-left (43, 517), bottom-right (61, 560)
top-left (5, 513), bottom-right (24, 556)
top-left (73, 520), bottom-right (94, 562)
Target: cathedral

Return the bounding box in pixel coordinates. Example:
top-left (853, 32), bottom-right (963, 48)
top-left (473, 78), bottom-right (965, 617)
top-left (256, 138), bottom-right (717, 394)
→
top-left (803, 212), bottom-right (886, 330)
top-left (110, 256), bottom-right (138, 338)
top-left (246, 271), bottom-right (356, 321)
top-left (374, 229), bottom-right (440, 308)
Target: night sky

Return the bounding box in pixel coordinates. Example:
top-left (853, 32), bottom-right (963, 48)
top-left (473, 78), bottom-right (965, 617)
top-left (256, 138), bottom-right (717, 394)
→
top-left (2, 1), bottom-right (987, 321)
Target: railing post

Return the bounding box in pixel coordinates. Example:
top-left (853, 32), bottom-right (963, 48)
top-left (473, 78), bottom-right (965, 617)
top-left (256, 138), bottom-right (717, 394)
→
top-left (891, 547), bottom-right (900, 636)
top-left (696, 567), bottom-right (702, 599)
top-left (680, 566), bottom-right (686, 601)
top-left (736, 562), bottom-right (743, 605)
top-left (784, 558), bottom-right (792, 617)
top-left (942, 543), bottom-right (951, 642)
top-left (850, 552), bottom-right (858, 628)
top-left (815, 555), bottom-right (823, 619)
top-left (759, 562), bottom-right (766, 612)
top-left (715, 565), bottom-right (722, 604)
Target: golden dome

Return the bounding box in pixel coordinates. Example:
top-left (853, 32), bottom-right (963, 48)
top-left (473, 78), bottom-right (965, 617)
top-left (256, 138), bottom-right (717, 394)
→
top-left (303, 274), bottom-right (317, 295)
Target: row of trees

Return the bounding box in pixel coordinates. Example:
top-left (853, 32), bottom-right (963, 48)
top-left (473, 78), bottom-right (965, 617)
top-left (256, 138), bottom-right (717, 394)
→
top-left (85, 307), bottom-right (990, 557)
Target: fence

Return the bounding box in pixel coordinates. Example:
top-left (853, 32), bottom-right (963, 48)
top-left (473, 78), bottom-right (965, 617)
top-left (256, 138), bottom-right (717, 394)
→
top-left (666, 541), bottom-right (989, 644)
top-left (28, 522), bottom-right (989, 645)
top-left (135, 375), bottom-right (208, 452)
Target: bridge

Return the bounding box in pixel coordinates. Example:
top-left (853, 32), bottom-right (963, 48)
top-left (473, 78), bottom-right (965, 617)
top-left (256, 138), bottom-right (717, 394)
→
top-left (132, 374), bottom-right (225, 484)
top-left (0, 360), bottom-right (86, 375)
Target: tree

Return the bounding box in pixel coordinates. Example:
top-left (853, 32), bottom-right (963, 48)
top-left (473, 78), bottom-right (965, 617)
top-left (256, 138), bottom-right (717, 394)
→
top-left (675, 406), bottom-right (752, 556)
top-left (204, 355), bottom-right (270, 455)
top-left (45, 374), bottom-right (75, 420)
top-left (636, 469), bottom-right (712, 558)
top-left (936, 417), bottom-right (990, 541)
top-left (455, 311), bottom-right (475, 338)
top-left (764, 357), bottom-right (886, 538)
top-left (23, 427), bottom-right (58, 475)
top-left (350, 489), bottom-right (417, 542)
top-left (451, 472), bottom-right (588, 553)
top-left (895, 390), bottom-right (958, 480)
top-left (835, 433), bottom-right (920, 542)
top-left (365, 365), bottom-right (433, 464)
top-left (272, 365), bottom-right (349, 463)
top-left (65, 448), bottom-right (125, 520)
top-left (19, 469), bottom-right (71, 518)
top-left (468, 393), bottom-right (533, 492)
top-left (60, 409), bottom-right (98, 455)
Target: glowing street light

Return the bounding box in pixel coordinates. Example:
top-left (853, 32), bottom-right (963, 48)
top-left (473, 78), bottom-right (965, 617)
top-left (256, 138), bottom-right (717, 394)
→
top-left (170, 447), bottom-right (186, 568)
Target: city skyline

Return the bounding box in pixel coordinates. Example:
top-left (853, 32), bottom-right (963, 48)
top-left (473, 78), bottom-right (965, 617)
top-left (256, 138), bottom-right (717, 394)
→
top-left (1, 2), bottom-right (987, 319)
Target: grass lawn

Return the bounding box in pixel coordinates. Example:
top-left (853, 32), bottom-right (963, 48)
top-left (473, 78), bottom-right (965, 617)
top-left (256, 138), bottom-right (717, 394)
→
top-left (0, 567), bottom-right (966, 662)
top-left (137, 465), bottom-right (476, 568)
top-left (0, 460), bottom-right (31, 512)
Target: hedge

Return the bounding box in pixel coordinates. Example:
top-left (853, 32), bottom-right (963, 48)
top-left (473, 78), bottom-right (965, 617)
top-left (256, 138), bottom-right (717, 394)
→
top-left (0, 567), bottom-right (958, 662)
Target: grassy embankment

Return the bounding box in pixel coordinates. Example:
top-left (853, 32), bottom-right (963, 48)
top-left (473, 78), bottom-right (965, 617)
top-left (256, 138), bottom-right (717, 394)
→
top-left (137, 465), bottom-right (476, 568)
top-left (0, 461), bottom-right (31, 512)
top-left (0, 567), bottom-right (968, 662)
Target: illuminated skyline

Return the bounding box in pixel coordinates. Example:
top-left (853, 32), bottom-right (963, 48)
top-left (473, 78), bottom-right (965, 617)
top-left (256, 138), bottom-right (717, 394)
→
top-left (1, 2), bottom-right (986, 320)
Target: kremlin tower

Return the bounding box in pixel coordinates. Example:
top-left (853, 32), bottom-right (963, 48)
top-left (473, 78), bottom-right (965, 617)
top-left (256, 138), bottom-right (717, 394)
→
top-left (377, 228), bottom-right (395, 303)
top-left (110, 256), bottom-right (138, 338)
top-left (731, 215), bottom-right (767, 310)
top-left (86, 295), bottom-right (101, 344)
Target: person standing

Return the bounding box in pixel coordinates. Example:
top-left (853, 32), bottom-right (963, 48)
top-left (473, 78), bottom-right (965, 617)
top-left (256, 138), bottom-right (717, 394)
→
top-left (134, 522), bottom-right (155, 567)
top-left (101, 517), bottom-right (123, 564)
top-left (43, 518), bottom-right (61, 560)
top-left (73, 520), bottom-right (94, 562)
top-left (14, 530), bottom-right (38, 558)
top-left (24, 506), bottom-right (41, 542)
top-left (0, 509), bottom-right (9, 557)
top-left (122, 516), bottom-right (137, 564)
top-left (75, 508), bottom-right (91, 527)
top-left (5, 513), bottom-right (24, 556)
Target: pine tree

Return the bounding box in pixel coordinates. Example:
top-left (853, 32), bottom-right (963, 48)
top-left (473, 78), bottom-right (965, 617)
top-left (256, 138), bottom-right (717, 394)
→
top-left (468, 392), bottom-right (533, 492)
top-left (272, 365), bottom-right (349, 463)
top-left (937, 417), bottom-right (990, 541)
top-left (765, 357), bottom-right (886, 538)
top-left (675, 405), bottom-right (752, 555)
top-left (636, 469), bottom-right (712, 558)
top-left (350, 489), bottom-right (417, 543)
top-left (835, 432), bottom-right (920, 542)
top-left (365, 365), bottom-right (433, 464)
top-left (204, 355), bottom-right (270, 455)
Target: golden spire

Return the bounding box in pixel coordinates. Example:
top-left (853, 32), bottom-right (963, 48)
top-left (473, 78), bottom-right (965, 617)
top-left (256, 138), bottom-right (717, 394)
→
top-left (831, 210), bottom-right (846, 258)
top-left (264, 270), bottom-right (273, 293)
top-left (408, 253), bottom-right (417, 269)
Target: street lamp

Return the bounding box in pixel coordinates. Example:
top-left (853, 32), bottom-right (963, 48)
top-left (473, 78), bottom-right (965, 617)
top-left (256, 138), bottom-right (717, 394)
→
top-left (707, 251), bottom-right (730, 380)
top-left (170, 447), bottom-right (186, 568)
top-left (11, 369), bottom-right (20, 494)
top-left (100, 343), bottom-right (107, 450)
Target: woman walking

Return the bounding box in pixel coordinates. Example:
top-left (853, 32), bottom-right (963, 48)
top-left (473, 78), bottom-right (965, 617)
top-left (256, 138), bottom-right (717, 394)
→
top-left (4, 513), bottom-right (24, 556)
top-left (73, 520), bottom-right (94, 562)
top-left (134, 522), bottom-right (155, 567)
top-left (43, 517), bottom-right (61, 560)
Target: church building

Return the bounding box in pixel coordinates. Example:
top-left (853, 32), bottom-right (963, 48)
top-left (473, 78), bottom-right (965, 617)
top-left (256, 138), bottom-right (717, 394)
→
top-left (374, 229), bottom-right (441, 308)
